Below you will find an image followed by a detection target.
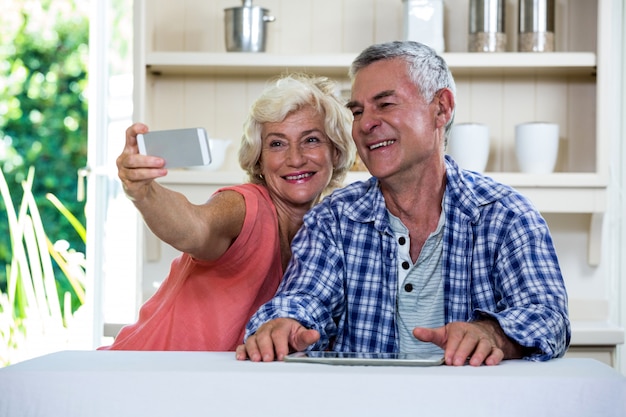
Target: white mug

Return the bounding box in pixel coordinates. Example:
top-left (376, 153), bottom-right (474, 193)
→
top-left (515, 122), bottom-right (559, 174)
top-left (446, 123), bottom-right (490, 173)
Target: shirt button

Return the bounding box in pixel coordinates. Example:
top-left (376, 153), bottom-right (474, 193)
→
top-left (398, 236), bottom-right (406, 245)
top-left (401, 261), bottom-right (410, 270)
top-left (404, 283), bottom-right (413, 292)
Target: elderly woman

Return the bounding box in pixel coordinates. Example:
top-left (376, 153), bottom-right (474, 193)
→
top-left (100, 73), bottom-right (355, 351)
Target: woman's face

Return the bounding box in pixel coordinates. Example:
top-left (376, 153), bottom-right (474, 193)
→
top-left (259, 105), bottom-right (339, 210)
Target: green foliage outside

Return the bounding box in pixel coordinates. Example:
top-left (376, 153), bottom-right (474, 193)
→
top-left (0, 167), bottom-right (87, 366)
top-left (0, 0), bottom-right (89, 313)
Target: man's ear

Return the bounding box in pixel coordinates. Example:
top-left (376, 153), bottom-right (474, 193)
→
top-left (435, 88), bottom-right (455, 127)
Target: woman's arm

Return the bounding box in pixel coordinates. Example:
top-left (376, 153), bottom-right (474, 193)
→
top-left (117, 123), bottom-right (245, 261)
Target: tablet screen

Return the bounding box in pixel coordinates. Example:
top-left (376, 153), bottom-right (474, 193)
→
top-left (284, 351), bottom-right (445, 366)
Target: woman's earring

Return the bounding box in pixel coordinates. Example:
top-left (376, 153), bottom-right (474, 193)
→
top-left (258, 174), bottom-right (264, 180)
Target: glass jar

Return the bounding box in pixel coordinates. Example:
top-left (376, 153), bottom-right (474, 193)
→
top-left (402, 0), bottom-right (445, 53)
top-left (518, 0), bottom-right (555, 52)
top-left (468, 0), bottom-right (506, 52)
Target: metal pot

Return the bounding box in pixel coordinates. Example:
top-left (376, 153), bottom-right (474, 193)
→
top-left (224, 0), bottom-right (275, 53)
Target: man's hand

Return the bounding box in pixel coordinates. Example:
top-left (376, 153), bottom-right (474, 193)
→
top-left (413, 319), bottom-right (525, 366)
top-left (235, 318), bottom-right (320, 362)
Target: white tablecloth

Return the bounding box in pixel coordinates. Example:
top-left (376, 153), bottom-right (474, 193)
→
top-left (1, 351), bottom-right (624, 417)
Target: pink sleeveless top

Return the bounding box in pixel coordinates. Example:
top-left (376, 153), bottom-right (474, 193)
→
top-left (99, 183), bottom-right (282, 351)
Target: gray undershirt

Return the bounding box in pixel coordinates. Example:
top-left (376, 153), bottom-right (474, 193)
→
top-left (387, 209), bottom-right (445, 356)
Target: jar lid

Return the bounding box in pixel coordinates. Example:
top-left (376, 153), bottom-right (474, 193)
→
top-left (469, 0), bottom-right (505, 33)
top-left (519, 0), bottom-right (555, 33)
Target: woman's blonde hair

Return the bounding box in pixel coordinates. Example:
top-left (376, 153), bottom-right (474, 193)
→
top-left (239, 73), bottom-right (355, 194)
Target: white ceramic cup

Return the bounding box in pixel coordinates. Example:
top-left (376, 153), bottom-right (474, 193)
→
top-left (515, 122), bottom-right (559, 174)
top-left (446, 123), bottom-right (490, 172)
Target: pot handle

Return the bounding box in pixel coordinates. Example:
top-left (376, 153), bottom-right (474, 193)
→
top-left (242, 0), bottom-right (252, 7)
top-left (263, 15), bottom-right (276, 22)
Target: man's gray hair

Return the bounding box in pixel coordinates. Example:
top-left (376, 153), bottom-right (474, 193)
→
top-left (349, 41), bottom-right (456, 136)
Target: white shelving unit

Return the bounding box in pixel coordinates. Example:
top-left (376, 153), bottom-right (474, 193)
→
top-left (131, 0), bottom-right (623, 367)
top-left (142, 45), bottom-right (607, 263)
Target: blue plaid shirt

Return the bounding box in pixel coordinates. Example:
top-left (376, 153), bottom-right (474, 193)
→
top-left (246, 156), bottom-right (571, 361)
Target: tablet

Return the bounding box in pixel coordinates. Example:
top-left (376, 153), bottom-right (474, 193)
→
top-left (283, 351), bottom-right (445, 367)
top-left (137, 127), bottom-right (211, 168)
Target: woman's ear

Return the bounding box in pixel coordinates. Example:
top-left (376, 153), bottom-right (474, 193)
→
top-left (332, 146), bottom-right (341, 168)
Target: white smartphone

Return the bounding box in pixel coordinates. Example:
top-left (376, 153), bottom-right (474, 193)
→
top-left (283, 351), bottom-right (445, 367)
top-left (137, 127), bottom-right (211, 168)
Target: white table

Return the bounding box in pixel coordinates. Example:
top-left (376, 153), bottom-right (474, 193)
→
top-left (1, 351), bottom-right (624, 417)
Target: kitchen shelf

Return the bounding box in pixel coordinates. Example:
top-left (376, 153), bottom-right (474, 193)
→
top-left (570, 321), bottom-right (625, 346)
top-left (158, 170), bottom-right (248, 185)
top-left (160, 170), bottom-right (607, 214)
top-left (145, 51), bottom-right (597, 77)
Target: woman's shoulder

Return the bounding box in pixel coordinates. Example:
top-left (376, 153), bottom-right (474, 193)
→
top-left (216, 183), bottom-right (273, 209)
top-left (217, 182), bottom-right (268, 198)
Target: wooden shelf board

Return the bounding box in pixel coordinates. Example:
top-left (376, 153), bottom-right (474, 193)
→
top-left (159, 170), bottom-right (607, 214)
top-left (145, 52), bottom-right (597, 77)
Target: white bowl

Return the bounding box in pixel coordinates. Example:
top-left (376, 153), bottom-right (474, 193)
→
top-left (188, 138), bottom-right (232, 171)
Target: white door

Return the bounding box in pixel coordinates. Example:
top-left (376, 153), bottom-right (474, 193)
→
top-left (85, 0), bottom-right (139, 348)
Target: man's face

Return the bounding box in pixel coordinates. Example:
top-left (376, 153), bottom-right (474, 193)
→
top-left (347, 58), bottom-right (443, 181)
